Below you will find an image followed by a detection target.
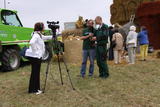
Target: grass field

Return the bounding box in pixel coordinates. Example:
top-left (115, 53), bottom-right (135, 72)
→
top-left (0, 53), bottom-right (160, 107)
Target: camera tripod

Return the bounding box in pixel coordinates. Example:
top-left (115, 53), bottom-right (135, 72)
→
top-left (43, 21), bottom-right (75, 93)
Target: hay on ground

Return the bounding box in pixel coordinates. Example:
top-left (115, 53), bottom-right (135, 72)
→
top-left (156, 51), bottom-right (160, 58)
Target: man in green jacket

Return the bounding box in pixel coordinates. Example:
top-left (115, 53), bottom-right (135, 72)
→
top-left (92, 16), bottom-right (109, 78)
top-left (80, 19), bottom-right (96, 77)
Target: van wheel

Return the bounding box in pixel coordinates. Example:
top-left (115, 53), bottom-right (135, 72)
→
top-left (2, 49), bottom-right (20, 71)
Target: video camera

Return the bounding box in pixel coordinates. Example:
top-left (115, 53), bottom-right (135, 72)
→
top-left (44, 21), bottom-right (75, 91)
top-left (47, 21), bottom-right (60, 31)
top-left (46, 20), bottom-right (62, 53)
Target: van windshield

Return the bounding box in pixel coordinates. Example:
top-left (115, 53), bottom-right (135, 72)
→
top-left (1, 10), bottom-right (22, 27)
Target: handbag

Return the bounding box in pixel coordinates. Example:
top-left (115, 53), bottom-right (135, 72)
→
top-left (20, 46), bottom-right (29, 58)
top-left (112, 35), bottom-right (117, 48)
top-left (112, 40), bottom-right (116, 48)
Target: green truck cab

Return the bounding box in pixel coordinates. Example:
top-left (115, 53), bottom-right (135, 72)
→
top-left (0, 8), bottom-right (52, 71)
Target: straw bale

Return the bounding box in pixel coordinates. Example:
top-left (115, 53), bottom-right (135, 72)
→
top-left (62, 29), bottom-right (82, 41)
top-left (64, 40), bottom-right (83, 64)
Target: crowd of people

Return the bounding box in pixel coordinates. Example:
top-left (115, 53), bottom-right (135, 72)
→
top-left (24, 16), bottom-right (149, 95)
top-left (80, 16), bottom-right (149, 78)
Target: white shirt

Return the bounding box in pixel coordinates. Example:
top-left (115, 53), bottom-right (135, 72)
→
top-left (25, 31), bottom-right (52, 59)
top-left (126, 31), bottom-right (138, 48)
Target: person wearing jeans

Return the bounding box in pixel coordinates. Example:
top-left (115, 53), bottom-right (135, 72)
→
top-left (81, 49), bottom-right (95, 77)
top-left (80, 19), bottom-right (96, 77)
top-left (137, 26), bottom-right (149, 61)
top-left (126, 26), bottom-right (138, 64)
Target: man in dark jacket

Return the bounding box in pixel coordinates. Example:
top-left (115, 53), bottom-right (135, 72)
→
top-left (108, 26), bottom-right (114, 60)
top-left (92, 16), bottom-right (109, 78)
top-left (137, 26), bottom-right (149, 61)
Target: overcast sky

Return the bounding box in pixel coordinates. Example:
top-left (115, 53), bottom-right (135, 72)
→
top-left (0, 0), bottom-right (113, 30)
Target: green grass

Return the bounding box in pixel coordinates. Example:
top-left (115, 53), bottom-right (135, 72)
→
top-left (0, 56), bottom-right (160, 107)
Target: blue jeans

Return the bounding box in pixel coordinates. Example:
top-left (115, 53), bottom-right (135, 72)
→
top-left (80, 49), bottom-right (96, 76)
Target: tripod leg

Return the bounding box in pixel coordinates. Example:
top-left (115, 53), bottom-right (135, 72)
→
top-left (62, 55), bottom-right (75, 90)
top-left (57, 54), bottom-right (63, 85)
top-left (43, 61), bottom-right (50, 93)
top-left (49, 60), bottom-right (55, 81)
top-left (49, 62), bottom-right (54, 81)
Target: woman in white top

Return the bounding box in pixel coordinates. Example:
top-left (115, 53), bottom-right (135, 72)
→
top-left (126, 25), bottom-right (138, 64)
top-left (26, 22), bottom-right (49, 94)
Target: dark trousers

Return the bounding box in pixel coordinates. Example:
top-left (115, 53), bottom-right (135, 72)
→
top-left (108, 46), bottom-right (114, 60)
top-left (28, 57), bottom-right (42, 93)
top-left (96, 46), bottom-right (109, 78)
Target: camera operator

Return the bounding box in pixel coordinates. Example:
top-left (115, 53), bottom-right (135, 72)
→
top-left (25, 22), bottom-right (51, 94)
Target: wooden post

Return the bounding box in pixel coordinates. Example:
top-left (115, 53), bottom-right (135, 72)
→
top-left (4, 0), bottom-right (6, 9)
